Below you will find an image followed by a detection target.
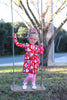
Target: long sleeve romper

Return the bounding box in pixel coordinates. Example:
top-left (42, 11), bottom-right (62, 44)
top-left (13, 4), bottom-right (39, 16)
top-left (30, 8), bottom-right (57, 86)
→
top-left (13, 36), bottom-right (43, 74)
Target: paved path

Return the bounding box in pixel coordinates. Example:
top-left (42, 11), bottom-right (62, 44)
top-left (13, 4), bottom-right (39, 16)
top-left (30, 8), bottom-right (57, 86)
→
top-left (0, 55), bottom-right (24, 66)
top-left (0, 53), bottom-right (67, 66)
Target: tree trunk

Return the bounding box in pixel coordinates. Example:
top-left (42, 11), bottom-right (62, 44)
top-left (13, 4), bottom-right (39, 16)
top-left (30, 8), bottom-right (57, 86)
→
top-left (43, 53), bottom-right (48, 67)
top-left (40, 46), bottom-right (49, 68)
top-left (46, 0), bottom-right (54, 64)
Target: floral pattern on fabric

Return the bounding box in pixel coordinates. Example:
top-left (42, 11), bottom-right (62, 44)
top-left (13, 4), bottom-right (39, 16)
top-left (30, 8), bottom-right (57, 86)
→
top-left (13, 37), bottom-right (43, 74)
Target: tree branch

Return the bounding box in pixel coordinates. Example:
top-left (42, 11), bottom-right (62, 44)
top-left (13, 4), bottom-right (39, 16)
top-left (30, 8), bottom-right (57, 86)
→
top-left (48, 17), bottom-right (67, 47)
top-left (52, 0), bottom-right (67, 19)
top-left (61, 4), bottom-right (67, 11)
top-left (45, 0), bottom-right (67, 33)
top-left (37, 0), bottom-right (40, 18)
top-left (43, 6), bottom-right (49, 18)
top-left (31, 0), bottom-right (41, 23)
top-left (15, 10), bottom-right (30, 29)
top-left (42, 6), bottom-right (49, 27)
top-left (26, 0), bottom-right (40, 27)
top-left (19, 0), bottom-right (36, 28)
top-left (14, 0), bottom-right (41, 41)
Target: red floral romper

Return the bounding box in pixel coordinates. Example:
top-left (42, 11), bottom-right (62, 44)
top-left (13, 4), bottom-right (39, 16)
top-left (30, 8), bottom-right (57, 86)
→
top-left (13, 37), bottom-right (43, 74)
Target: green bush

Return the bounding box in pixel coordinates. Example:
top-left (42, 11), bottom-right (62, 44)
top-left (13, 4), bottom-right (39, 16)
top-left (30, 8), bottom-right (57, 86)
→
top-left (0, 22), bottom-right (28, 56)
top-left (0, 28), bottom-right (8, 56)
top-left (59, 35), bottom-right (67, 52)
top-left (55, 29), bottom-right (67, 53)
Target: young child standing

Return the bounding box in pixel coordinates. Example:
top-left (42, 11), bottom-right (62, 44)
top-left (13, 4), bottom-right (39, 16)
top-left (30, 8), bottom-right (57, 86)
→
top-left (13, 28), bottom-right (43, 89)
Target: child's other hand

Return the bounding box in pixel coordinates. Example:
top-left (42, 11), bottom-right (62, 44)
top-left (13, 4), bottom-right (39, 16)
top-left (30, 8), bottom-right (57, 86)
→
top-left (13, 33), bottom-right (16, 37)
top-left (41, 42), bottom-right (43, 45)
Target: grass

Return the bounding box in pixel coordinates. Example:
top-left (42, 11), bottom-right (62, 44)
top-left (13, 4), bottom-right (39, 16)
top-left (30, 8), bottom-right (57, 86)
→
top-left (0, 66), bottom-right (67, 100)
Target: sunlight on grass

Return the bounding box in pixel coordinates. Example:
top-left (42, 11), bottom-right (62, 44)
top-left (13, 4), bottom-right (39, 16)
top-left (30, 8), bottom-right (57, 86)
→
top-left (45, 68), bottom-right (67, 73)
top-left (0, 66), bottom-right (23, 73)
top-left (0, 69), bottom-right (22, 73)
top-left (0, 70), bottom-right (12, 73)
top-left (59, 71), bottom-right (67, 74)
top-left (0, 66), bottom-right (67, 74)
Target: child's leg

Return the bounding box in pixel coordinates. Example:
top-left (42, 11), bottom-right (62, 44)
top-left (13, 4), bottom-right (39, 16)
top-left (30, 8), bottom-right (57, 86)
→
top-left (31, 74), bottom-right (36, 85)
top-left (31, 74), bottom-right (36, 89)
top-left (23, 73), bottom-right (34, 89)
top-left (24, 73), bottom-right (33, 84)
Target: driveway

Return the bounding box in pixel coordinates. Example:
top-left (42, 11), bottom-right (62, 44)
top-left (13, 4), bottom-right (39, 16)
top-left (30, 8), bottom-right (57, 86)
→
top-left (0, 55), bottom-right (24, 66)
top-left (0, 53), bottom-right (67, 66)
top-left (55, 53), bottom-right (67, 63)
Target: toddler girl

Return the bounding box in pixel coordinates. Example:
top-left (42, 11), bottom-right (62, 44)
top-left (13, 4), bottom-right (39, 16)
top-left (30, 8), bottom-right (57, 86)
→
top-left (13, 28), bottom-right (43, 89)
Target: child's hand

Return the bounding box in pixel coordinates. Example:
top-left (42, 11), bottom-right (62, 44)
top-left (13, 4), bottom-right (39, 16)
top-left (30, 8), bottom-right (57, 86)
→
top-left (41, 42), bottom-right (43, 45)
top-left (13, 33), bottom-right (16, 37)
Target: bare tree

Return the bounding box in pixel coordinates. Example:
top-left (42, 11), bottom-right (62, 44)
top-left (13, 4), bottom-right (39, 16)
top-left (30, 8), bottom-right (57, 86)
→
top-left (12, 0), bottom-right (67, 67)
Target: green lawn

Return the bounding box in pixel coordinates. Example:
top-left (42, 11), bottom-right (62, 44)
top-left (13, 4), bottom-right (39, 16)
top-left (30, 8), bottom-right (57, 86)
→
top-left (0, 66), bottom-right (67, 100)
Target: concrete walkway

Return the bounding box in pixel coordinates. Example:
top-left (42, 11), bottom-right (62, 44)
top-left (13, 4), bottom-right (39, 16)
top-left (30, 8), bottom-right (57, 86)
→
top-left (0, 53), bottom-right (67, 66)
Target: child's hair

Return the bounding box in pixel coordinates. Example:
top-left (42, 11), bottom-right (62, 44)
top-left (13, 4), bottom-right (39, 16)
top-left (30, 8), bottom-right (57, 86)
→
top-left (27, 27), bottom-right (39, 38)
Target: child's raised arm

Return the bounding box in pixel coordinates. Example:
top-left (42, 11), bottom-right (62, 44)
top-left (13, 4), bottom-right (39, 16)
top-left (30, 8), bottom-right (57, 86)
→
top-left (13, 33), bottom-right (26, 48)
top-left (13, 33), bottom-right (16, 38)
top-left (35, 43), bottom-right (43, 55)
top-left (40, 42), bottom-right (43, 46)
top-left (39, 43), bottom-right (43, 55)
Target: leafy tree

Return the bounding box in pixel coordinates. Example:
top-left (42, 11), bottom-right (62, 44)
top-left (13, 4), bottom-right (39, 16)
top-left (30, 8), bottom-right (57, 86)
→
top-left (59, 35), bottom-right (67, 52)
top-left (0, 28), bottom-right (8, 56)
top-left (0, 22), bottom-right (28, 56)
top-left (14, 22), bottom-right (26, 33)
top-left (0, 23), bottom-right (13, 56)
top-left (14, 22), bottom-right (28, 38)
top-left (55, 29), bottom-right (67, 52)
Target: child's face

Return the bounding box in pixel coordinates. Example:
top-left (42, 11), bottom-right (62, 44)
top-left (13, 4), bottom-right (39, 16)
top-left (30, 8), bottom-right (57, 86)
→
top-left (28, 34), bottom-right (39, 45)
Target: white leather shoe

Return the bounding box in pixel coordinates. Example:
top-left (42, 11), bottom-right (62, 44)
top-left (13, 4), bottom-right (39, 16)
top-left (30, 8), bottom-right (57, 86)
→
top-left (32, 84), bottom-right (36, 89)
top-left (22, 83), bottom-right (27, 89)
